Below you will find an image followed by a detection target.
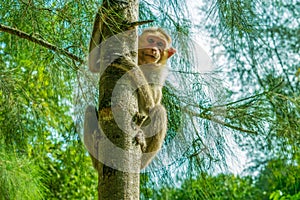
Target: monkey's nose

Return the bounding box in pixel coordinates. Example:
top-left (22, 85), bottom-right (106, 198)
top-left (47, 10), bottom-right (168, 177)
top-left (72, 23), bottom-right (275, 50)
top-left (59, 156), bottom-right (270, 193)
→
top-left (151, 48), bottom-right (159, 58)
top-left (151, 47), bottom-right (159, 53)
top-left (151, 46), bottom-right (159, 51)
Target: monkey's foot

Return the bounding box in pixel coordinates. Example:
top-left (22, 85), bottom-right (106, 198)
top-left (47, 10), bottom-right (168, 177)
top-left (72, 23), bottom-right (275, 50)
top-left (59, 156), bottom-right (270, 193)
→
top-left (135, 130), bottom-right (146, 152)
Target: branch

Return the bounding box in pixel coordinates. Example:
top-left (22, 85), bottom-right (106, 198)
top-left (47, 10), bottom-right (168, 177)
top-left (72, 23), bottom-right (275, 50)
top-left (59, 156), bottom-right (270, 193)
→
top-left (211, 80), bottom-right (284, 109)
top-left (127, 20), bottom-right (154, 28)
top-left (185, 107), bottom-right (257, 134)
top-left (0, 24), bottom-right (84, 64)
top-left (201, 113), bottom-right (257, 134)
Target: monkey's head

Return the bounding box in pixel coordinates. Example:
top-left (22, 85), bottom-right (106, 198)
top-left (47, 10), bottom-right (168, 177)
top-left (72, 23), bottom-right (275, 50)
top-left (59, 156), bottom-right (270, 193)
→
top-left (138, 27), bottom-right (176, 65)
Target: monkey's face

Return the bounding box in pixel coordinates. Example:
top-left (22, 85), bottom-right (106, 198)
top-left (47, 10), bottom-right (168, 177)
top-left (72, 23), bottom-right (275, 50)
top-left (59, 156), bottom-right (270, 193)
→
top-left (138, 32), bottom-right (168, 65)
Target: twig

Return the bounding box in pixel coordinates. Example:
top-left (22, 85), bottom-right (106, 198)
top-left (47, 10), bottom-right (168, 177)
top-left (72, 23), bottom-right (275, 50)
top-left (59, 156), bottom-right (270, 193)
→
top-left (185, 107), bottom-right (257, 134)
top-left (0, 23), bottom-right (84, 64)
top-left (128, 20), bottom-right (154, 27)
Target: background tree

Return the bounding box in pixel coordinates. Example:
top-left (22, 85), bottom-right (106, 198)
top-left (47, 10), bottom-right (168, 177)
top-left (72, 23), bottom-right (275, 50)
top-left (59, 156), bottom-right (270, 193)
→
top-left (200, 0), bottom-right (299, 173)
top-left (0, 0), bottom-right (298, 199)
top-left (0, 0), bottom-right (97, 199)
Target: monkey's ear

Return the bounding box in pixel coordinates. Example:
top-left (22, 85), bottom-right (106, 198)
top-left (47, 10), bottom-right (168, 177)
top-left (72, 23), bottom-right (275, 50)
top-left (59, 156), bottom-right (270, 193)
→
top-left (167, 47), bottom-right (176, 58)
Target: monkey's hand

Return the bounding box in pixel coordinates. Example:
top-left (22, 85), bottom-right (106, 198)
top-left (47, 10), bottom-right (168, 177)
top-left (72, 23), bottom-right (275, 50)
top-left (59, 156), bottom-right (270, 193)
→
top-left (135, 129), bottom-right (146, 152)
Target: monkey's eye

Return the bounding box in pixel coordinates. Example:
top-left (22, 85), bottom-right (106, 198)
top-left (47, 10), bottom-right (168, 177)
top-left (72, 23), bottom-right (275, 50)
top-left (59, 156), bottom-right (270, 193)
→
top-left (157, 41), bottom-right (165, 48)
top-left (147, 38), bottom-right (155, 44)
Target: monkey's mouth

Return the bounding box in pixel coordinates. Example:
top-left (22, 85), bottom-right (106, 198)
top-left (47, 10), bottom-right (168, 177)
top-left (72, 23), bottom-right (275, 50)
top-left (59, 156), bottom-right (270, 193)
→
top-left (141, 48), bottom-right (160, 59)
top-left (144, 53), bottom-right (159, 59)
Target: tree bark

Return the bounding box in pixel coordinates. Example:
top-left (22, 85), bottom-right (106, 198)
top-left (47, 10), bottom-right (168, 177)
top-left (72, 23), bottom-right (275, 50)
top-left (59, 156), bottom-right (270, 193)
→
top-left (87, 0), bottom-right (141, 199)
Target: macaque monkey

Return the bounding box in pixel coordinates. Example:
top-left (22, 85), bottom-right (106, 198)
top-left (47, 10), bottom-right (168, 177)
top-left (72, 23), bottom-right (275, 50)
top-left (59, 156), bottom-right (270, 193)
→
top-left (136, 27), bottom-right (176, 169)
top-left (84, 27), bottom-right (176, 169)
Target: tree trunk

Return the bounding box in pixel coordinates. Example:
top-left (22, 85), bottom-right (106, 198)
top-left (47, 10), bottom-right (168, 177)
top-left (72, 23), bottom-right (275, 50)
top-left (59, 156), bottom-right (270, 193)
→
top-left (88, 0), bottom-right (141, 199)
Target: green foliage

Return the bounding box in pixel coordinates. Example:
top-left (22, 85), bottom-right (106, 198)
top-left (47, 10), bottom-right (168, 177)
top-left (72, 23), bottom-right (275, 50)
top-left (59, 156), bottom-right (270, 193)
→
top-left (41, 140), bottom-right (98, 199)
top-left (152, 173), bottom-right (261, 200)
top-left (270, 190), bottom-right (300, 200)
top-left (162, 85), bottom-right (182, 143)
top-left (0, 149), bottom-right (46, 200)
top-left (0, 0), bottom-right (98, 199)
top-left (142, 158), bottom-right (299, 200)
top-left (257, 159), bottom-right (300, 199)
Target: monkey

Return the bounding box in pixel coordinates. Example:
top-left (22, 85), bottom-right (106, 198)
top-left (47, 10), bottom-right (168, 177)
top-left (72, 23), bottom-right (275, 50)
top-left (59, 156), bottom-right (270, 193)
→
top-left (84, 27), bottom-right (176, 170)
top-left (135, 27), bottom-right (176, 169)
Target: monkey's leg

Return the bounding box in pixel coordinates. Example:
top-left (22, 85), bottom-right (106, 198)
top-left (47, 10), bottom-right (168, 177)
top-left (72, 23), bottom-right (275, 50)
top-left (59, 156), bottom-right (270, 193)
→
top-left (84, 105), bottom-right (101, 170)
top-left (132, 112), bottom-right (147, 152)
top-left (140, 105), bottom-right (167, 169)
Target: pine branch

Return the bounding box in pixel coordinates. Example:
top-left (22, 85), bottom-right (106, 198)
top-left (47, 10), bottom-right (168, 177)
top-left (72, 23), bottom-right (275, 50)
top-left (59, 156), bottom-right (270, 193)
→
top-left (0, 24), bottom-right (84, 64)
top-left (202, 113), bottom-right (257, 134)
top-left (211, 80), bottom-right (284, 109)
top-left (185, 107), bottom-right (257, 134)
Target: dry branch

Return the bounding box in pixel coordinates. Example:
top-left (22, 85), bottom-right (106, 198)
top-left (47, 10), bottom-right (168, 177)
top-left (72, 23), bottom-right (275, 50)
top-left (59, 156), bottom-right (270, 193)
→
top-left (0, 23), bottom-right (84, 64)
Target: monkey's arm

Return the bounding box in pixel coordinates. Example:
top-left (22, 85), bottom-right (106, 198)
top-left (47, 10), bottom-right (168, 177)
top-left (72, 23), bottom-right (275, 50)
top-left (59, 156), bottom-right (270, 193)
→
top-left (111, 57), bottom-right (156, 112)
top-left (88, 8), bottom-right (103, 73)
